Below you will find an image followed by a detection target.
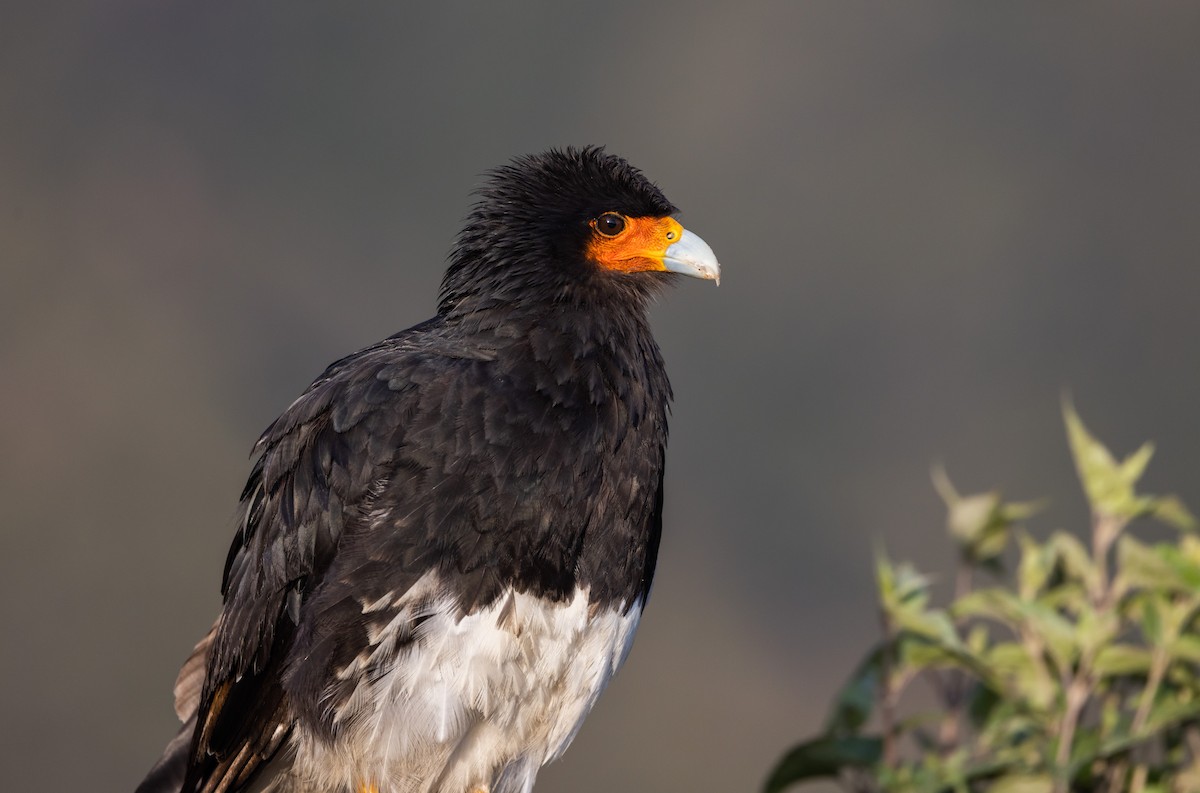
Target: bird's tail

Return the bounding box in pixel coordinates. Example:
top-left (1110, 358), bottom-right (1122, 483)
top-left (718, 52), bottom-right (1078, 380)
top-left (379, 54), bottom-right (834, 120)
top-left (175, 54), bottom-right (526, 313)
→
top-left (135, 714), bottom-right (197, 793)
top-left (137, 623), bottom-right (214, 793)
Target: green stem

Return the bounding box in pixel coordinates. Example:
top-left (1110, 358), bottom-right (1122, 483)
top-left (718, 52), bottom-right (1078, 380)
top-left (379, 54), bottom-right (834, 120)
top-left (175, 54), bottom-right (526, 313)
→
top-left (879, 610), bottom-right (899, 769)
top-left (1090, 514), bottom-right (1122, 608)
top-left (1052, 512), bottom-right (1126, 792)
top-left (1132, 646), bottom-right (1168, 735)
top-left (1054, 677), bottom-right (1090, 792)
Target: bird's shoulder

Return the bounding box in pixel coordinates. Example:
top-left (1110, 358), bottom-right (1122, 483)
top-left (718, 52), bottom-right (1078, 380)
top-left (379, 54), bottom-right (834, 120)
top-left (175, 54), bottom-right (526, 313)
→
top-left (219, 317), bottom-right (497, 621)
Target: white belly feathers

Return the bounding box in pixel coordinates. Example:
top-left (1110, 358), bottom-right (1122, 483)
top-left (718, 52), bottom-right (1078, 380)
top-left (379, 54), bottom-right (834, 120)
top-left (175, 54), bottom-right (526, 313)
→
top-left (289, 576), bottom-right (642, 793)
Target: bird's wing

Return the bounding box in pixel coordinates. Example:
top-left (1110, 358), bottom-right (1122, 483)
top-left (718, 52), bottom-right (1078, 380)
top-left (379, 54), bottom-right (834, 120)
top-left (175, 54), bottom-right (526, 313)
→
top-left (181, 324), bottom-right (491, 793)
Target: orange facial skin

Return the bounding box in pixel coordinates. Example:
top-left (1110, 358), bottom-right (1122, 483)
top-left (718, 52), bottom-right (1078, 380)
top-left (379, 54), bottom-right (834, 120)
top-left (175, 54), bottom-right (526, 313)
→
top-left (586, 215), bottom-right (684, 274)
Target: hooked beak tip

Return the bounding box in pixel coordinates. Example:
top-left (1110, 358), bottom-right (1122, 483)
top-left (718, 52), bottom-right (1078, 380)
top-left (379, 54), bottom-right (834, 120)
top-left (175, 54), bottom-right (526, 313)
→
top-left (663, 229), bottom-right (721, 285)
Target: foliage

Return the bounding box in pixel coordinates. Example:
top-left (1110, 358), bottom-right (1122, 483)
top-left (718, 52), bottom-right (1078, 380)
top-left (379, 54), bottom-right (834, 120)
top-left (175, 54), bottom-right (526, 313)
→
top-left (766, 403), bottom-right (1200, 793)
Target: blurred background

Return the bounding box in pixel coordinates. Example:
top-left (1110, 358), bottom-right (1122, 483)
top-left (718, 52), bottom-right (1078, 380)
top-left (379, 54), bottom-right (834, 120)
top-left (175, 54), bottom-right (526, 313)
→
top-left (3, 3), bottom-right (1199, 791)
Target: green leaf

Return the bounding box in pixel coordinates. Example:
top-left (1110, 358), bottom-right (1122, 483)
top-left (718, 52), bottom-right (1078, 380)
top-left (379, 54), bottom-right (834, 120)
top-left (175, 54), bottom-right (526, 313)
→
top-left (1147, 695), bottom-right (1200, 734)
top-left (1137, 695), bottom-right (1200, 739)
top-left (1063, 401), bottom-right (1196, 530)
top-left (1117, 536), bottom-right (1200, 644)
top-left (1017, 531), bottom-right (1054, 601)
top-left (1047, 531), bottom-right (1099, 594)
top-left (1142, 594), bottom-right (1164, 645)
top-left (1180, 534), bottom-right (1200, 565)
top-left (1116, 534), bottom-right (1162, 583)
top-left (1099, 691), bottom-right (1120, 737)
top-left (824, 647), bottom-right (883, 736)
top-left (763, 735), bottom-right (883, 793)
top-left (1039, 581), bottom-right (1089, 616)
top-left (1092, 644), bottom-right (1153, 677)
top-left (966, 624), bottom-right (990, 656)
top-left (896, 607), bottom-right (964, 649)
top-left (1118, 441), bottom-right (1156, 485)
top-left (950, 491), bottom-right (1003, 546)
top-left (967, 682), bottom-right (1002, 729)
top-left (955, 588), bottom-right (1077, 672)
top-left (1068, 727), bottom-right (1103, 776)
top-left (985, 641), bottom-right (1058, 711)
top-left (1086, 698), bottom-right (1200, 767)
top-left (1159, 591), bottom-right (1200, 643)
top-left (933, 466), bottom-right (1042, 565)
top-left (954, 588), bottom-right (1019, 631)
top-left (1063, 401), bottom-right (1152, 523)
top-left (877, 550), bottom-right (932, 617)
top-left (1171, 635), bottom-right (1200, 664)
top-left (1117, 536), bottom-right (1194, 594)
top-left (1075, 603), bottom-right (1120, 657)
top-left (1064, 400), bottom-right (1131, 516)
top-left (901, 636), bottom-right (958, 669)
top-left (1154, 544), bottom-right (1200, 590)
top-left (1153, 494), bottom-right (1198, 531)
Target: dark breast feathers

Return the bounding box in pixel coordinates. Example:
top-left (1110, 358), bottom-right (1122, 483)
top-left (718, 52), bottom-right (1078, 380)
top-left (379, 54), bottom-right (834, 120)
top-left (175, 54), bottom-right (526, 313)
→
top-left (184, 310), bottom-right (670, 790)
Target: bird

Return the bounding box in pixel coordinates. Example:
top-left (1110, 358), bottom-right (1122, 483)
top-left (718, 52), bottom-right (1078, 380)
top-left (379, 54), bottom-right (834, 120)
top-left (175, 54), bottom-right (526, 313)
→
top-left (136, 146), bottom-right (720, 793)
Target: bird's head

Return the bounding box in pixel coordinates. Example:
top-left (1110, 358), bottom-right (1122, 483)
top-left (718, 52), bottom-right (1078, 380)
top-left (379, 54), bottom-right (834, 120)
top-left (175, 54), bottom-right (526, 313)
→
top-left (439, 147), bottom-right (719, 317)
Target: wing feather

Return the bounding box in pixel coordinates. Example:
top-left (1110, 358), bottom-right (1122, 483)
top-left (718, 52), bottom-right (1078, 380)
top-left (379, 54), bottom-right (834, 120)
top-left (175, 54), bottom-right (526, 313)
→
top-left (180, 323), bottom-right (467, 793)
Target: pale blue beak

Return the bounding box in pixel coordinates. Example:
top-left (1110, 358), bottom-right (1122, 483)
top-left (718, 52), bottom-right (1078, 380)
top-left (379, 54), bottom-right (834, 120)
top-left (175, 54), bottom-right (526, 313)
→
top-left (663, 230), bottom-right (721, 285)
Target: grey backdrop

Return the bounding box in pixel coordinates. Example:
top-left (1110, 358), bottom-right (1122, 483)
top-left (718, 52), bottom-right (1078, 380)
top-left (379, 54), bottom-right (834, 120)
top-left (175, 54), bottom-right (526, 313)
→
top-left (4, 3), bottom-right (1199, 792)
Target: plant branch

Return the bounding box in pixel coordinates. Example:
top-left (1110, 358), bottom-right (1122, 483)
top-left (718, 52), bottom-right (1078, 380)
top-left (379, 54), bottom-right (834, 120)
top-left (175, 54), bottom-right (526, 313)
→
top-left (937, 555), bottom-right (975, 756)
top-left (1090, 514), bottom-right (1123, 609)
top-left (1054, 678), bottom-right (1090, 792)
top-left (1132, 645), bottom-right (1168, 735)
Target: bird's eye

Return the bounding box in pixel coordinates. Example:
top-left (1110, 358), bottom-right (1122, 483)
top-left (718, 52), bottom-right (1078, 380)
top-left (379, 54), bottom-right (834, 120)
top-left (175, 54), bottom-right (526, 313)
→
top-left (595, 213), bottom-right (626, 237)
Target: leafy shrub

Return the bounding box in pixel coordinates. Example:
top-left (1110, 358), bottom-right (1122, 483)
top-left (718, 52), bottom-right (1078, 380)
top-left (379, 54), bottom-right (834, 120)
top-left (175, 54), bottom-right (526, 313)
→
top-left (766, 404), bottom-right (1200, 793)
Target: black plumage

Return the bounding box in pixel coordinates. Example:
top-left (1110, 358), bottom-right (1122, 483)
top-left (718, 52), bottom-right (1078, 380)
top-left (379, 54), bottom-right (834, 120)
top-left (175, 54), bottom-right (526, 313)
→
top-left (137, 147), bottom-right (719, 793)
